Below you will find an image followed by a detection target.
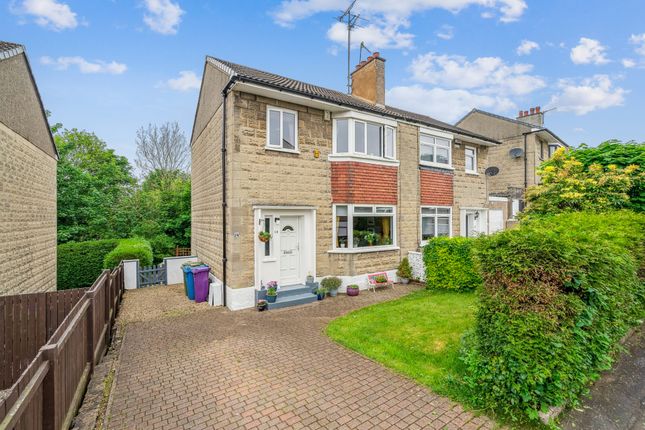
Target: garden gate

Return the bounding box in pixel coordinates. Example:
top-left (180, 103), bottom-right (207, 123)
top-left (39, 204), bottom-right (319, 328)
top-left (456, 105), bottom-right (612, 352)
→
top-left (139, 263), bottom-right (167, 287)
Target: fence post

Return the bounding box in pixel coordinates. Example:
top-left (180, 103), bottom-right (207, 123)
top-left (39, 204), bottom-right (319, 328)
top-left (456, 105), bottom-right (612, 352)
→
top-left (41, 344), bottom-right (60, 430)
top-left (85, 291), bottom-right (96, 369)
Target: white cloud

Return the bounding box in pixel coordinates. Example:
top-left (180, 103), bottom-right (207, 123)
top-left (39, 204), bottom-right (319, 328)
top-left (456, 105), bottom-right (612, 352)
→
top-left (164, 71), bottom-right (200, 91)
top-left (436, 25), bottom-right (454, 40)
top-left (387, 85), bottom-right (514, 123)
top-left (409, 52), bottom-right (545, 96)
top-left (516, 39), bottom-right (539, 56)
top-left (13, 0), bottom-right (78, 30)
top-left (327, 20), bottom-right (414, 49)
top-left (40, 56), bottom-right (127, 74)
top-left (143, 0), bottom-right (184, 35)
top-left (629, 33), bottom-right (645, 56)
top-left (570, 37), bottom-right (609, 65)
top-left (272, 0), bottom-right (526, 49)
top-left (622, 58), bottom-right (636, 68)
top-left (548, 75), bottom-right (626, 115)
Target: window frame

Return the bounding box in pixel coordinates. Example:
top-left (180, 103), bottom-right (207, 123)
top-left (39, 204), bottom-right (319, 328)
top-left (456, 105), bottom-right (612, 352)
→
top-left (266, 105), bottom-right (299, 153)
top-left (419, 132), bottom-right (453, 168)
top-left (464, 146), bottom-right (477, 174)
top-left (332, 117), bottom-right (396, 161)
top-left (332, 204), bottom-right (397, 251)
top-left (420, 206), bottom-right (452, 244)
top-left (548, 144), bottom-right (559, 158)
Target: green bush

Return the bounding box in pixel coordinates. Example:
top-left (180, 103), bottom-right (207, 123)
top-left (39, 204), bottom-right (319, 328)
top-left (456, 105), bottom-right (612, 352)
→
top-left (103, 238), bottom-right (153, 269)
top-left (462, 211), bottom-right (645, 422)
top-left (321, 276), bottom-right (342, 290)
top-left (396, 257), bottom-right (413, 280)
top-left (423, 237), bottom-right (482, 291)
top-left (57, 239), bottom-right (119, 290)
top-left (148, 234), bottom-right (175, 263)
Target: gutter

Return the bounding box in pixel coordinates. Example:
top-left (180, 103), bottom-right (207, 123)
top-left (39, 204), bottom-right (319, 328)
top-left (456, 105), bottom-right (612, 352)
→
top-left (220, 77), bottom-right (238, 308)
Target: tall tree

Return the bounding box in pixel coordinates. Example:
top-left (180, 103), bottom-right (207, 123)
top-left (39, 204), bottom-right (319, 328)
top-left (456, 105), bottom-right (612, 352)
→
top-left (135, 122), bottom-right (189, 177)
top-left (56, 128), bottom-right (136, 243)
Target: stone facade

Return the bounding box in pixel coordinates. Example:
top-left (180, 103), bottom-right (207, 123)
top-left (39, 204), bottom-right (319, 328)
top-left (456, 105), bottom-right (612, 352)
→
top-left (452, 143), bottom-right (489, 235)
top-left (0, 122), bottom-right (57, 295)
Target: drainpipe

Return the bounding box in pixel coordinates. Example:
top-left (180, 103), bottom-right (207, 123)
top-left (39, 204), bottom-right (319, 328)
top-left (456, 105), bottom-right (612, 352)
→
top-left (221, 78), bottom-right (236, 308)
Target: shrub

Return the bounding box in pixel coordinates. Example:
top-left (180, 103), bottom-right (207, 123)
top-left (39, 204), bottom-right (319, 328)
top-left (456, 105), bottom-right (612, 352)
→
top-left (57, 239), bottom-right (119, 290)
top-left (396, 257), bottom-right (413, 280)
top-left (423, 237), bottom-right (482, 291)
top-left (148, 234), bottom-right (175, 263)
top-left (461, 211), bottom-right (645, 422)
top-left (321, 276), bottom-right (342, 291)
top-left (103, 238), bottom-right (153, 269)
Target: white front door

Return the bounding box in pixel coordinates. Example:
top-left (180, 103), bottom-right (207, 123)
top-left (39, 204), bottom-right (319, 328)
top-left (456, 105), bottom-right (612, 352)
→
top-left (279, 216), bottom-right (301, 285)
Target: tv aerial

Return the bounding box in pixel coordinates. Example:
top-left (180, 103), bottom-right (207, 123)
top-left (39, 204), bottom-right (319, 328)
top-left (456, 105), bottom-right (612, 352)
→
top-left (337, 0), bottom-right (367, 93)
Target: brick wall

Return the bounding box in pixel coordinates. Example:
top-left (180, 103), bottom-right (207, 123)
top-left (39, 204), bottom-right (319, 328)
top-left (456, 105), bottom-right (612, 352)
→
top-left (420, 170), bottom-right (453, 206)
top-left (331, 162), bottom-right (397, 204)
top-left (0, 122), bottom-right (57, 295)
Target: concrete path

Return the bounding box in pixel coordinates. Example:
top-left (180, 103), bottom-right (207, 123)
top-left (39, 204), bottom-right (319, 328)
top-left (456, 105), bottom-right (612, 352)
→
top-left (105, 284), bottom-right (495, 430)
top-left (561, 324), bottom-right (645, 430)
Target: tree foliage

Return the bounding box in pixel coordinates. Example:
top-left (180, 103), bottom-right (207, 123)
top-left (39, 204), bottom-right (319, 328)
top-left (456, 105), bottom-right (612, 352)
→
top-left (135, 122), bottom-right (189, 178)
top-left (526, 140), bottom-right (645, 215)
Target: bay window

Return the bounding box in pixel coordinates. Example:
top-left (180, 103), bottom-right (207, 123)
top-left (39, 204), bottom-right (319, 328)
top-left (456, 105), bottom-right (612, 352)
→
top-left (333, 117), bottom-right (395, 160)
top-left (421, 207), bottom-right (452, 242)
top-left (334, 204), bottom-right (396, 249)
top-left (266, 106), bottom-right (298, 151)
top-left (420, 133), bottom-right (451, 167)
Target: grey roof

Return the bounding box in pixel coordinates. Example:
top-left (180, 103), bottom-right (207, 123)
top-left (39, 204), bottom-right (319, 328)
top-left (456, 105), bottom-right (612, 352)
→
top-left (207, 56), bottom-right (500, 145)
top-left (457, 108), bottom-right (568, 147)
top-left (0, 41), bottom-right (24, 60)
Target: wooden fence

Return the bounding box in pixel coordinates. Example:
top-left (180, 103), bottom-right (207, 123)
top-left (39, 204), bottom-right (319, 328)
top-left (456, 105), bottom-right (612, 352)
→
top-left (0, 263), bottom-right (124, 430)
top-left (174, 246), bottom-right (191, 257)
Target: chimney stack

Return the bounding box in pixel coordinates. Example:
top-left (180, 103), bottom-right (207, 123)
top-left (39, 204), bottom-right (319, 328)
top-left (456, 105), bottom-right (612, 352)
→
top-left (517, 106), bottom-right (544, 127)
top-left (351, 52), bottom-right (386, 106)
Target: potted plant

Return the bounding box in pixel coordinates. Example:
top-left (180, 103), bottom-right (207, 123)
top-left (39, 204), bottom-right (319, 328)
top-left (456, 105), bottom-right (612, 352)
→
top-left (374, 274), bottom-right (388, 285)
top-left (321, 276), bottom-right (342, 297)
top-left (265, 280), bottom-right (278, 303)
top-left (338, 238), bottom-right (347, 248)
top-left (315, 286), bottom-right (327, 300)
top-left (258, 231), bottom-right (271, 243)
top-left (346, 284), bottom-right (360, 296)
top-left (397, 257), bottom-right (413, 284)
top-left (256, 299), bottom-right (268, 311)
top-left (364, 232), bottom-right (378, 246)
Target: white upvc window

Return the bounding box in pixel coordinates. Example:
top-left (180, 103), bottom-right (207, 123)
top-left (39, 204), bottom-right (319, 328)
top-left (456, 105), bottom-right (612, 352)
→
top-left (420, 133), bottom-right (452, 167)
top-left (266, 106), bottom-right (298, 152)
top-left (548, 144), bottom-right (559, 158)
top-left (333, 118), bottom-right (395, 160)
top-left (421, 207), bottom-right (452, 243)
top-left (333, 204), bottom-right (396, 250)
top-left (465, 146), bottom-right (477, 174)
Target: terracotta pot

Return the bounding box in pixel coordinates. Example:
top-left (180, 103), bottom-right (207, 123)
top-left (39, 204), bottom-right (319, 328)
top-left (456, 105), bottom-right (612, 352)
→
top-left (347, 287), bottom-right (359, 296)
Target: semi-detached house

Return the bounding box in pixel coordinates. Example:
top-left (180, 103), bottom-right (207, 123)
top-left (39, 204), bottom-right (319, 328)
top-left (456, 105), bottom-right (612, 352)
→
top-left (191, 52), bottom-right (505, 310)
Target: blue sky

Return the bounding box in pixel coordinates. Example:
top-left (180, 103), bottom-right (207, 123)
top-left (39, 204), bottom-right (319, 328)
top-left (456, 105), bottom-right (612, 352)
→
top-left (3, 0), bottom-right (645, 164)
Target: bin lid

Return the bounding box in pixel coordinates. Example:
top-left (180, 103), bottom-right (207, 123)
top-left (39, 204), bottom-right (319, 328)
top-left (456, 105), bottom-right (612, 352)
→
top-left (182, 265), bottom-right (193, 273)
top-left (191, 266), bottom-right (210, 274)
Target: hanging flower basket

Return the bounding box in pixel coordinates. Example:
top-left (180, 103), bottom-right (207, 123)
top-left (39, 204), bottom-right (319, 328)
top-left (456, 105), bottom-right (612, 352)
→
top-left (258, 231), bottom-right (271, 243)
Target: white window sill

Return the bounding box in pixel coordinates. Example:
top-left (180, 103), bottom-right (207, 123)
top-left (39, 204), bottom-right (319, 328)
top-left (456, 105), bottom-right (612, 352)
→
top-left (328, 154), bottom-right (399, 166)
top-left (265, 146), bottom-right (300, 155)
top-left (419, 161), bottom-right (454, 170)
top-left (328, 246), bottom-right (400, 254)
top-left (465, 171), bottom-right (479, 176)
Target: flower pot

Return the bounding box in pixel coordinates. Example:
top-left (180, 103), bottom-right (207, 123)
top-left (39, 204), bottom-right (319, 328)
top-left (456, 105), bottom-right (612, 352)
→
top-left (266, 295), bottom-right (277, 303)
top-left (329, 289), bottom-right (338, 297)
top-left (347, 287), bottom-right (359, 296)
top-left (317, 293), bottom-right (325, 300)
top-left (257, 306), bottom-right (267, 312)
top-left (400, 278), bottom-right (410, 284)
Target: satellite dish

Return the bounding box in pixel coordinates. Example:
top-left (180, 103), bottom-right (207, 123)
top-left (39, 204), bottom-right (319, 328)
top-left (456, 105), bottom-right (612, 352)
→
top-left (485, 166), bottom-right (500, 177)
top-left (509, 147), bottom-right (524, 158)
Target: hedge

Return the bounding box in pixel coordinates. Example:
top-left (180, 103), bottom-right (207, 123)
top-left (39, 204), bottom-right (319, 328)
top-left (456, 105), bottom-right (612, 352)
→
top-left (461, 211), bottom-right (645, 422)
top-left (57, 239), bottom-right (119, 290)
top-left (423, 237), bottom-right (482, 291)
top-left (103, 238), bottom-right (153, 269)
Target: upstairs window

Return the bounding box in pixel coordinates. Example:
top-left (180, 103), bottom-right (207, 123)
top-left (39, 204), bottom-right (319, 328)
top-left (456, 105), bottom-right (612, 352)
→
top-left (548, 144), bottom-right (559, 158)
top-left (267, 106), bottom-right (298, 152)
top-left (420, 133), bottom-right (451, 167)
top-left (465, 146), bottom-right (477, 173)
top-left (333, 118), bottom-right (395, 160)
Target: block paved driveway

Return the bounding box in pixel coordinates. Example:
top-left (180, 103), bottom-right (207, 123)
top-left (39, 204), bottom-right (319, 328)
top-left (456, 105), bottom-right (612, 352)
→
top-left (106, 285), bottom-right (495, 430)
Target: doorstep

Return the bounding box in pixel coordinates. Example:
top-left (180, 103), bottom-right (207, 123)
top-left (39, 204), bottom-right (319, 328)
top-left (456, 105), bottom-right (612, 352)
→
top-left (256, 284), bottom-right (319, 310)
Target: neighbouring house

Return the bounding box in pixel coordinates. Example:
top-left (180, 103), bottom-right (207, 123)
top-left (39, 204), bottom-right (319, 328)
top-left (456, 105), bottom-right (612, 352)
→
top-left (0, 41), bottom-right (58, 295)
top-left (456, 108), bottom-right (568, 224)
top-left (191, 52), bottom-right (503, 310)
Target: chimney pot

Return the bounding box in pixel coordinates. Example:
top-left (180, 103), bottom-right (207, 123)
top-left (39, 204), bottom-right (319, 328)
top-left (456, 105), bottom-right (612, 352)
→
top-left (367, 55), bottom-right (373, 62)
top-left (524, 110), bottom-right (529, 117)
top-left (373, 52), bottom-right (380, 58)
top-left (535, 106), bottom-right (541, 113)
top-left (530, 107), bottom-right (535, 114)
top-left (518, 110), bottom-right (524, 117)
top-left (360, 60), bottom-right (367, 67)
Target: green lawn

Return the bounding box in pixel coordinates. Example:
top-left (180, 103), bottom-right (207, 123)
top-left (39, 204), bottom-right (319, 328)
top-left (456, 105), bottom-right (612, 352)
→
top-left (326, 288), bottom-right (477, 401)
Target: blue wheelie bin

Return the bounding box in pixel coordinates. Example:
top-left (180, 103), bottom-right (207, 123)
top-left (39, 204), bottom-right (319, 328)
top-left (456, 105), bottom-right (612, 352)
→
top-left (183, 264), bottom-right (196, 300)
